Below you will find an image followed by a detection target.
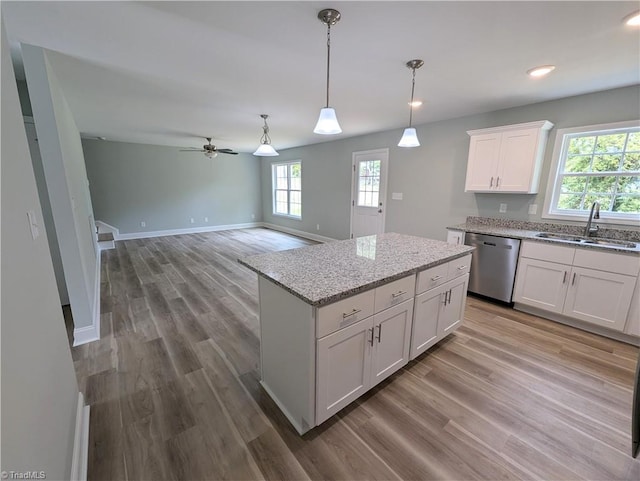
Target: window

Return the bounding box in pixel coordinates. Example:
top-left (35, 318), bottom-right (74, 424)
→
top-left (544, 121), bottom-right (640, 224)
top-left (357, 159), bottom-right (381, 207)
top-left (272, 161), bottom-right (301, 218)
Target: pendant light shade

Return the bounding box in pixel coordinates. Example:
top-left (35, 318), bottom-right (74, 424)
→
top-left (398, 59), bottom-right (424, 148)
top-left (253, 114), bottom-right (279, 156)
top-left (314, 9), bottom-right (342, 135)
top-left (398, 127), bottom-right (420, 148)
top-left (314, 107), bottom-right (342, 135)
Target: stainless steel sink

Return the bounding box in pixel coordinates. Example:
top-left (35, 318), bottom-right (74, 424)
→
top-left (535, 232), bottom-right (584, 242)
top-left (535, 232), bottom-right (638, 250)
top-left (580, 238), bottom-right (638, 249)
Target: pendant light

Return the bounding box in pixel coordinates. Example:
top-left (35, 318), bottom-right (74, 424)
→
top-left (313, 8), bottom-right (342, 135)
top-left (253, 114), bottom-right (279, 156)
top-left (398, 59), bottom-right (424, 148)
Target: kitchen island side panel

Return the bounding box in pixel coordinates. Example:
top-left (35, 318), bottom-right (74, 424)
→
top-left (258, 276), bottom-right (316, 434)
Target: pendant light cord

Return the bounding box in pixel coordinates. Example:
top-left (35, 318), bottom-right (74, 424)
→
top-left (325, 23), bottom-right (331, 108)
top-left (408, 67), bottom-right (416, 128)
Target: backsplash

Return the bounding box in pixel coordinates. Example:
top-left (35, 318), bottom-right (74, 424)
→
top-left (465, 216), bottom-right (640, 242)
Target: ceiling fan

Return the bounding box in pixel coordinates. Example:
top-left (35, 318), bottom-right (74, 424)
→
top-left (180, 137), bottom-right (238, 158)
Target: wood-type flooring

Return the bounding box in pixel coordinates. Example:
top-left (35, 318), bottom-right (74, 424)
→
top-left (70, 228), bottom-right (640, 480)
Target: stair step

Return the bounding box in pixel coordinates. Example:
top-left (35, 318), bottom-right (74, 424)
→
top-left (98, 232), bottom-right (114, 242)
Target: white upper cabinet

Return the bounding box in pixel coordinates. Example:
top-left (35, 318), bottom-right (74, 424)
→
top-left (464, 120), bottom-right (554, 193)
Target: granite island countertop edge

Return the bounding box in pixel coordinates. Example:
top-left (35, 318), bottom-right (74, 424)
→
top-left (238, 247), bottom-right (474, 307)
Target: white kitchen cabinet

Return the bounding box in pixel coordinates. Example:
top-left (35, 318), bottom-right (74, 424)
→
top-left (446, 229), bottom-right (465, 246)
top-left (625, 278), bottom-right (640, 337)
top-left (410, 255), bottom-right (471, 360)
top-left (513, 257), bottom-right (570, 314)
top-left (316, 298), bottom-right (413, 424)
top-left (514, 240), bottom-right (639, 333)
top-left (316, 316), bottom-right (373, 424)
top-left (563, 267), bottom-right (636, 332)
top-left (464, 120), bottom-right (553, 193)
top-left (371, 300), bottom-right (414, 387)
top-left (438, 275), bottom-right (469, 337)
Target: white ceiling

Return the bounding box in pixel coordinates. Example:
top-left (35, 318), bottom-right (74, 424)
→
top-left (3, 1), bottom-right (639, 153)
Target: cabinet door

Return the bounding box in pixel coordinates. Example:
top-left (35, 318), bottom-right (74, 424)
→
top-left (410, 284), bottom-right (447, 360)
top-left (438, 275), bottom-right (469, 338)
top-left (371, 300), bottom-right (413, 387)
top-left (316, 317), bottom-right (373, 424)
top-left (496, 128), bottom-right (539, 193)
top-left (464, 133), bottom-right (501, 192)
top-left (563, 267), bottom-right (637, 332)
top-left (513, 258), bottom-right (570, 313)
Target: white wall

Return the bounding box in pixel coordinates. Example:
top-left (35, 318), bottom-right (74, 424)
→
top-left (1, 20), bottom-right (79, 480)
top-left (22, 44), bottom-right (99, 333)
top-left (83, 139), bottom-right (263, 234)
top-left (262, 85), bottom-right (640, 241)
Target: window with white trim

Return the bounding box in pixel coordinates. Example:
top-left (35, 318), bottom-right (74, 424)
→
top-left (544, 121), bottom-right (640, 224)
top-left (272, 161), bottom-right (301, 218)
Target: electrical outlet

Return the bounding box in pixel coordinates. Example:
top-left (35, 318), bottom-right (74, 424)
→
top-left (528, 204), bottom-right (538, 215)
top-left (204, 217), bottom-right (208, 223)
top-left (190, 218), bottom-right (195, 224)
top-left (251, 214), bottom-right (255, 220)
top-left (317, 224), bottom-right (320, 231)
top-left (499, 203), bottom-right (507, 213)
top-left (140, 221), bottom-right (146, 228)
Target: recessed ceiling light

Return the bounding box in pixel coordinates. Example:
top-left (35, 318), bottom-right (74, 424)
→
top-left (624, 11), bottom-right (640, 26)
top-left (527, 65), bottom-right (556, 77)
top-left (409, 100), bottom-right (423, 107)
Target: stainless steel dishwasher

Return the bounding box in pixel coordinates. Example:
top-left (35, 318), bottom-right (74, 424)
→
top-left (464, 233), bottom-right (521, 303)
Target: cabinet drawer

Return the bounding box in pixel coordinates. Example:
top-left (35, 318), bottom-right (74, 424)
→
top-left (374, 275), bottom-right (416, 313)
top-left (317, 289), bottom-right (375, 338)
top-left (521, 240), bottom-right (575, 264)
top-left (573, 249), bottom-right (640, 277)
top-left (448, 254), bottom-right (472, 280)
top-left (417, 263), bottom-right (449, 294)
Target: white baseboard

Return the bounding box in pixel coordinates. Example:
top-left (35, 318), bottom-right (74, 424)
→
top-left (261, 223), bottom-right (338, 243)
top-left (117, 222), bottom-right (262, 240)
top-left (73, 250), bottom-right (101, 346)
top-left (70, 392), bottom-right (90, 481)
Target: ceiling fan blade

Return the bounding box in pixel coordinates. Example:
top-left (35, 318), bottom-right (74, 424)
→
top-left (217, 149), bottom-right (238, 154)
top-left (180, 149), bottom-right (206, 152)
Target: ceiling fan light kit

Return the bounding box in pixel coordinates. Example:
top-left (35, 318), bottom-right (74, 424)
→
top-left (398, 59), bottom-right (424, 148)
top-left (253, 114), bottom-right (279, 156)
top-left (314, 8), bottom-right (342, 135)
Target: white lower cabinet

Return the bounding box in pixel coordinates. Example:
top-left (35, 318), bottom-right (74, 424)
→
top-left (563, 267), bottom-right (636, 331)
top-left (514, 241), bottom-right (639, 333)
top-left (513, 258), bottom-right (570, 314)
top-left (410, 256), bottom-right (471, 360)
top-left (316, 299), bottom-right (413, 424)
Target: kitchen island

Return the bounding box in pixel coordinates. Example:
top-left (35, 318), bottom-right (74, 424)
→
top-left (239, 232), bottom-right (473, 434)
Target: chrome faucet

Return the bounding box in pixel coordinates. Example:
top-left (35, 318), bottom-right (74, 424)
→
top-left (584, 201), bottom-right (600, 237)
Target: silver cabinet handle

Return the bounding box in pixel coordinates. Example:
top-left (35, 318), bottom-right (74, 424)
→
top-left (376, 324), bottom-right (382, 343)
top-left (391, 290), bottom-right (407, 298)
top-left (342, 308), bottom-right (362, 319)
top-left (563, 271), bottom-right (567, 284)
top-left (490, 177), bottom-right (494, 187)
top-left (572, 273), bottom-right (576, 286)
top-left (431, 275), bottom-right (442, 281)
top-left (368, 328), bottom-right (374, 346)
top-left (457, 265), bottom-right (467, 270)
top-left (496, 177), bottom-right (500, 187)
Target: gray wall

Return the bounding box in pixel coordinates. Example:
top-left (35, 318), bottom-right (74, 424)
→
top-left (23, 44), bottom-right (99, 330)
top-left (83, 139), bottom-right (263, 234)
top-left (1, 21), bottom-right (79, 480)
top-left (262, 85), bottom-right (640, 241)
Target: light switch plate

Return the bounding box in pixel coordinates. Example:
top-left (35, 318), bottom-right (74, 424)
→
top-left (528, 204), bottom-right (538, 215)
top-left (392, 192), bottom-right (403, 200)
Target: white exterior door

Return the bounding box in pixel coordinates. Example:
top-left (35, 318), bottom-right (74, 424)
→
top-left (351, 149), bottom-right (388, 238)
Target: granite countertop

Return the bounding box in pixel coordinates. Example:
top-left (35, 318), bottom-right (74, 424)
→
top-left (448, 217), bottom-right (640, 254)
top-left (238, 233), bottom-right (473, 307)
